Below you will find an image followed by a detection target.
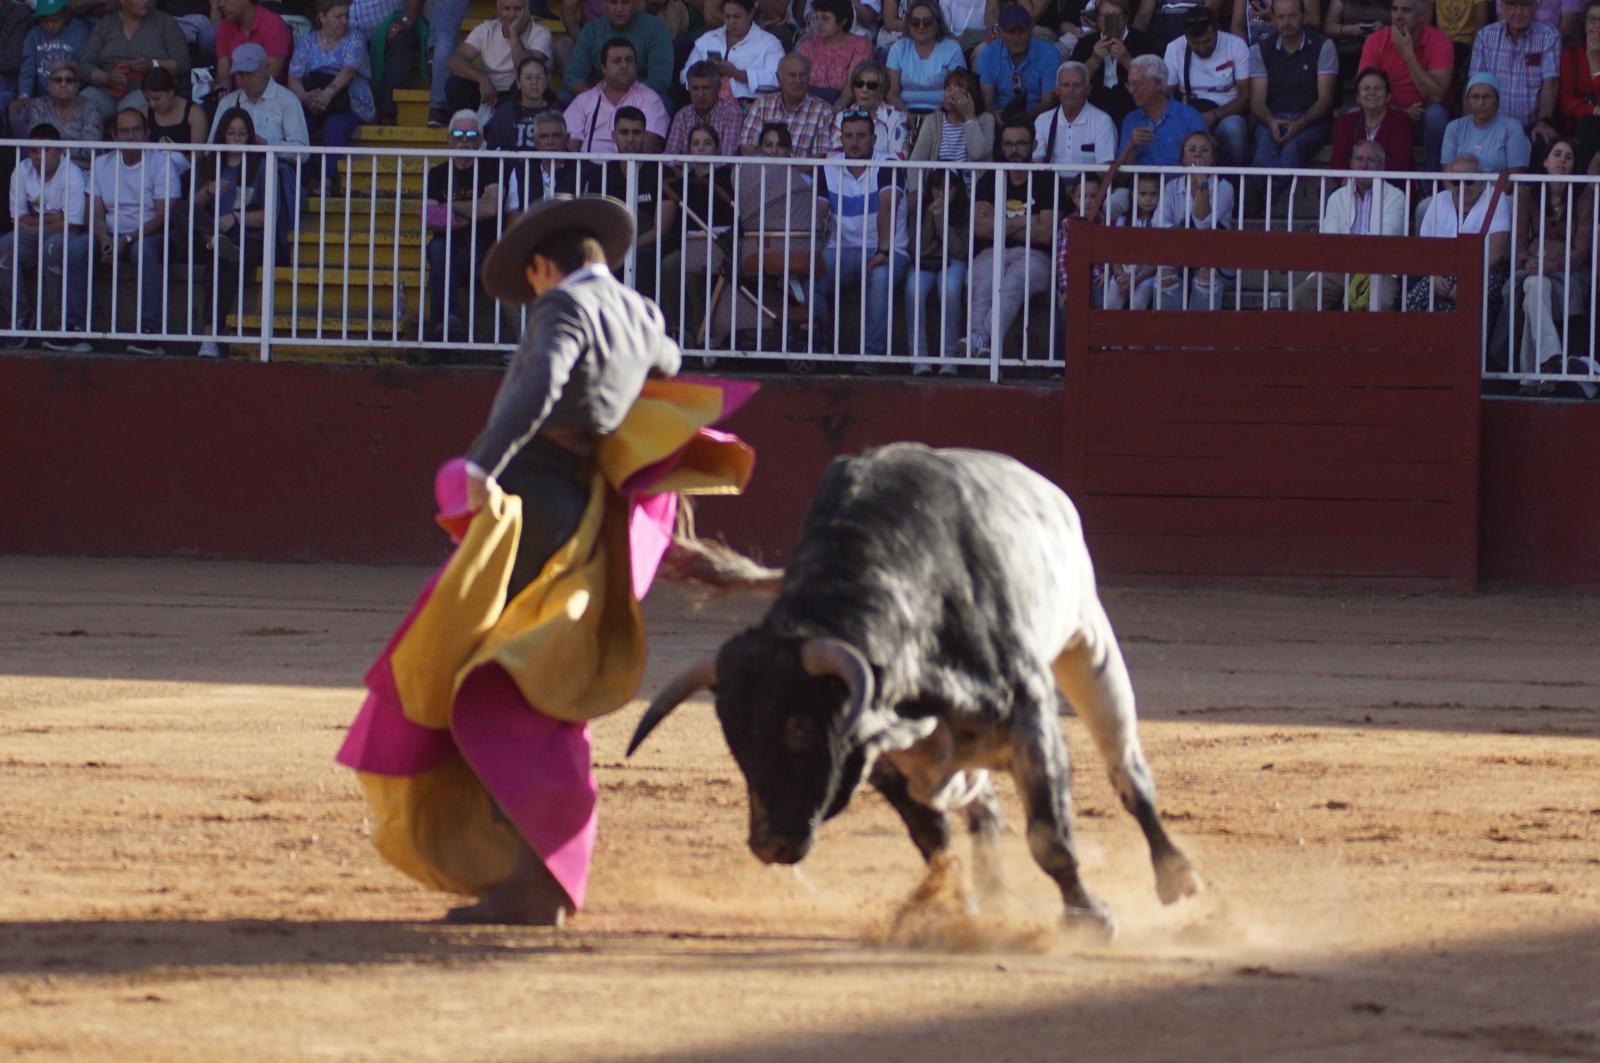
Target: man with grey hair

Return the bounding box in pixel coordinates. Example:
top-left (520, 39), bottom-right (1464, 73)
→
top-left (208, 43), bottom-right (308, 148)
top-left (1289, 139), bottom-right (1406, 310)
top-left (1119, 52), bottom-right (1206, 165)
top-left (738, 53), bottom-right (833, 158)
top-left (423, 110), bottom-right (503, 343)
top-left (1033, 61), bottom-right (1118, 165)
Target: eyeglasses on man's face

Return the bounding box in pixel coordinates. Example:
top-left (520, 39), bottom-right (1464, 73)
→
top-left (853, 78), bottom-right (880, 90)
top-left (907, 16), bottom-right (935, 27)
top-left (450, 129), bottom-right (482, 140)
top-left (51, 74), bottom-right (77, 84)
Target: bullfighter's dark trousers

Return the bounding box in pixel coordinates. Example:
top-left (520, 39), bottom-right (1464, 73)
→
top-left (496, 435), bottom-right (589, 602)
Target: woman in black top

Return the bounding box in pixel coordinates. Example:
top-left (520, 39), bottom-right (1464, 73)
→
top-left (657, 123), bottom-right (738, 343)
top-left (143, 67), bottom-right (206, 144)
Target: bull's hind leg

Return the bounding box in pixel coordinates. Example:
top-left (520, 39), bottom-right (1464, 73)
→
top-left (960, 774), bottom-right (1007, 905)
top-left (1051, 601), bottom-right (1201, 905)
top-left (1011, 674), bottom-right (1116, 939)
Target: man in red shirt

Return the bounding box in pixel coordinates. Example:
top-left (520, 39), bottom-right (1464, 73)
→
top-left (1357, 0), bottom-right (1453, 167)
top-left (214, 0), bottom-right (292, 92)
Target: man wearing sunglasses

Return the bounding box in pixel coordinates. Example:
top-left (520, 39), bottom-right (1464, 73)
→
top-left (423, 110), bottom-right (504, 343)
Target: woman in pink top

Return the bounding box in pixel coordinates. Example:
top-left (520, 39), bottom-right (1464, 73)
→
top-left (797, 0), bottom-right (873, 104)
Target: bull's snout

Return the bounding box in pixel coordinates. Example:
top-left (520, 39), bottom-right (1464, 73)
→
top-left (749, 833), bottom-right (813, 865)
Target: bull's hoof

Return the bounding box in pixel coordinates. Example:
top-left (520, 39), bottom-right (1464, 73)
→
top-left (1062, 901), bottom-right (1117, 944)
top-left (1155, 854), bottom-right (1203, 905)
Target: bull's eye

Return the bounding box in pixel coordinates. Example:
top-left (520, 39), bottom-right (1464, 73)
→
top-left (783, 715), bottom-right (817, 752)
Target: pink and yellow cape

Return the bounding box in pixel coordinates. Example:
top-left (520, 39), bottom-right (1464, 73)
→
top-left (336, 378), bottom-right (756, 910)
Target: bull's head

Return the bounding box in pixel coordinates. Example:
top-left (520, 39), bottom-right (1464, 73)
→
top-left (628, 631), bottom-right (935, 865)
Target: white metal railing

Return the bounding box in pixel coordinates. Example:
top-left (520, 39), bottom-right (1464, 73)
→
top-left (0, 137), bottom-right (1593, 396)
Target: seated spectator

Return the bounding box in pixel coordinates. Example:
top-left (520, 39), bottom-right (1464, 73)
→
top-left (1234, 0), bottom-right (1317, 45)
top-left (908, 68), bottom-right (994, 180)
top-left (28, 58), bottom-right (103, 163)
top-left (1141, 0), bottom-right (1215, 53)
top-left (1558, 0), bottom-right (1600, 171)
top-left (1469, 0), bottom-right (1560, 154)
top-left (740, 53), bottom-right (835, 156)
top-left (797, 0), bottom-right (873, 103)
top-left (486, 55), bottom-right (557, 149)
top-left (682, 0), bottom-right (784, 101)
top-left (0, 123), bottom-right (90, 349)
top-left (657, 122), bottom-right (738, 339)
top-left (930, 0), bottom-right (992, 51)
top-left (713, 121), bottom-right (821, 345)
top-left (504, 110), bottom-right (592, 207)
top-left (1248, 0), bottom-right (1338, 168)
top-left (1033, 60), bottom-right (1117, 166)
top-left (289, 0), bottom-right (375, 193)
top-left (1100, 171), bottom-right (1163, 308)
top-left (1358, 0), bottom-right (1451, 169)
top-left (1053, 173), bottom-right (1111, 317)
top-left (1330, 65), bottom-right (1414, 168)
top-left (904, 157), bottom-right (969, 372)
top-left (1120, 51), bottom-right (1207, 162)
top-left (163, 0), bottom-right (217, 65)
top-left (977, 4), bottom-right (1061, 123)
top-left (1443, 71), bottom-right (1532, 170)
top-left (1322, 0), bottom-right (1387, 73)
top-left (1164, 7), bottom-right (1251, 165)
top-left (349, 0), bottom-right (420, 124)
top-left (1431, 0), bottom-right (1484, 96)
top-left (143, 66), bottom-right (207, 143)
top-left (1071, 0), bottom-right (1156, 128)
top-left (10, 0), bottom-right (88, 137)
top-left (829, 60), bottom-right (909, 155)
top-left (666, 59), bottom-right (743, 154)
top-left (1503, 136), bottom-right (1596, 392)
top-left (215, 0), bottom-right (291, 91)
top-left (444, 0), bottom-right (553, 116)
top-left (818, 111), bottom-right (908, 362)
top-left (1406, 153), bottom-right (1510, 313)
top-left (1534, 0), bottom-right (1582, 40)
top-left (564, 38), bottom-right (668, 151)
top-left (566, 0), bottom-right (674, 96)
top-left (885, 1), bottom-right (965, 114)
top-left (595, 106), bottom-right (669, 290)
top-left (962, 118), bottom-right (1056, 358)
top-left (193, 108), bottom-right (270, 358)
top-left (422, 110), bottom-right (501, 342)
top-left (1155, 129), bottom-right (1233, 309)
top-left (89, 107), bottom-right (181, 352)
top-left (210, 44), bottom-right (310, 148)
top-left (1289, 139), bottom-right (1406, 309)
top-left (78, 0), bottom-right (189, 114)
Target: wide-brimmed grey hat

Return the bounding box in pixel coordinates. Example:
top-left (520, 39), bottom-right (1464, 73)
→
top-left (481, 194), bottom-right (635, 304)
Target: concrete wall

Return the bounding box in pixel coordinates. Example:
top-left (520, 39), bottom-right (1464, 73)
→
top-left (1, 356), bottom-right (1595, 585)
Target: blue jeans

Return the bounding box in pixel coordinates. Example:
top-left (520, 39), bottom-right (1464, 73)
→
top-left (98, 233), bottom-right (169, 334)
top-left (1418, 103), bottom-right (1450, 171)
top-left (1250, 115), bottom-right (1330, 168)
top-left (428, 0), bottom-right (470, 111)
top-left (0, 229), bottom-right (89, 331)
top-left (823, 246), bottom-right (908, 358)
top-left (904, 261), bottom-right (966, 366)
top-left (1212, 113), bottom-right (1249, 167)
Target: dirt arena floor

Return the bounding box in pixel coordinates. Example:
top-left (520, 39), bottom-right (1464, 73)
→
top-left (2, 557), bottom-right (1598, 1062)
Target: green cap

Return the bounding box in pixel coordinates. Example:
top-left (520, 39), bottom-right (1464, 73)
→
top-left (34, 0), bottom-right (70, 18)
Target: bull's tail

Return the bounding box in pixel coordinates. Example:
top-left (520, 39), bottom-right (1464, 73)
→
top-left (658, 497), bottom-right (784, 592)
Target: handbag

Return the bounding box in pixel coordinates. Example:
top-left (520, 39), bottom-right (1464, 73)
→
top-left (302, 69), bottom-right (352, 114)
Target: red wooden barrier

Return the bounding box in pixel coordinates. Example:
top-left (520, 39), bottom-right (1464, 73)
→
top-left (1062, 219), bottom-right (1484, 586)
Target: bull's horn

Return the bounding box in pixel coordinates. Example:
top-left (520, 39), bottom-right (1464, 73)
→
top-left (800, 637), bottom-right (875, 743)
top-left (627, 657), bottom-right (717, 756)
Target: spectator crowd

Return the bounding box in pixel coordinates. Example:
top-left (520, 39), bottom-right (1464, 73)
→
top-left (0, 0), bottom-right (1594, 390)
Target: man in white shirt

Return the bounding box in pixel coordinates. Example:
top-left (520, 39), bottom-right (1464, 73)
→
top-left (89, 108), bottom-right (181, 353)
top-left (0, 124), bottom-right (90, 351)
top-left (818, 112), bottom-right (909, 362)
top-left (563, 39), bottom-right (669, 152)
top-left (1032, 61), bottom-right (1118, 168)
top-left (208, 43), bottom-right (310, 150)
top-left (680, 0), bottom-right (784, 102)
top-left (443, 0), bottom-right (555, 115)
top-left (1163, 7), bottom-right (1251, 164)
top-left (1289, 140), bottom-right (1406, 309)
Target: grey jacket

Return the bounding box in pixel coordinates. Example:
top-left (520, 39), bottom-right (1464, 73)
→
top-left (468, 265), bottom-right (681, 480)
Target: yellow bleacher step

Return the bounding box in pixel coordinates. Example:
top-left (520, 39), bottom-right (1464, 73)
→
top-left (270, 266), bottom-right (422, 287)
top-left (344, 172), bottom-right (428, 196)
top-left (339, 151), bottom-right (435, 176)
top-left (291, 234), bottom-right (424, 268)
top-left (306, 195), bottom-right (426, 215)
top-left (225, 342), bottom-right (414, 365)
top-left (354, 124), bottom-right (449, 148)
top-left (229, 312), bottom-right (418, 336)
top-left (392, 88), bottom-right (432, 127)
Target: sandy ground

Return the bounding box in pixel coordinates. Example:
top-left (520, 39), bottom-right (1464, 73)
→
top-left (1, 556), bottom-right (1598, 1062)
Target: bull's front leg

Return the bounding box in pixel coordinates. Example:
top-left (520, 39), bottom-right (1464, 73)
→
top-left (869, 759), bottom-right (951, 861)
top-left (1010, 673), bottom-right (1116, 941)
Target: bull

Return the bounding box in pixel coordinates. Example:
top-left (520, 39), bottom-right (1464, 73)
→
top-left (629, 443), bottom-right (1200, 937)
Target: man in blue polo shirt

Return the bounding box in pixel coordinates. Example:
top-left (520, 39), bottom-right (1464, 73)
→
top-left (977, 4), bottom-right (1064, 122)
top-left (1119, 52), bottom-right (1207, 164)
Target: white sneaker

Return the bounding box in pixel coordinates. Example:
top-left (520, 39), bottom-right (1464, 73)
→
top-left (198, 341), bottom-right (220, 358)
top-left (42, 339), bottom-right (91, 353)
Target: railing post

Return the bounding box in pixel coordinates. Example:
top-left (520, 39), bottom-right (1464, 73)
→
top-left (258, 147), bottom-right (279, 363)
